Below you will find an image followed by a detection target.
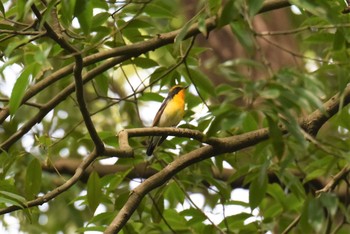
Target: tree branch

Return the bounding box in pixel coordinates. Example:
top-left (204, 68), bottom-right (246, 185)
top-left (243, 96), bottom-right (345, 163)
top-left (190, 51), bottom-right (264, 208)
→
top-left (0, 55), bottom-right (130, 151)
top-left (72, 54), bottom-right (105, 153)
top-left (0, 149), bottom-right (98, 215)
top-left (105, 85), bottom-right (350, 233)
top-left (316, 165), bottom-right (350, 195)
top-left (0, 0), bottom-right (291, 124)
top-left (41, 158), bottom-right (350, 204)
top-left (31, 3), bottom-right (104, 152)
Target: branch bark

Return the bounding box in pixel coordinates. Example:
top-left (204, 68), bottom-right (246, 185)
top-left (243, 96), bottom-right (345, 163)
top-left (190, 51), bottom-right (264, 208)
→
top-left (41, 158), bottom-right (350, 204)
top-left (31, 4), bottom-right (104, 153)
top-left (105, 85), bottom-right (350, 233)
top-left (0, 150), bottom-right (98, 215)
top-left (0, 0), bottom-right (290, 125)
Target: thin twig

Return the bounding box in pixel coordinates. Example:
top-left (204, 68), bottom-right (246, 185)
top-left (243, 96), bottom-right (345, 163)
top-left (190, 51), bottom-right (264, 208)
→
top-left (316, 165), bottom-right (350, 195)
top-left (0, 98), bottom-right (43, 109)
top-left (256, 23), bottom-right (350, 36)
top-left (259, 36), bottom-right (347, 65)
top-left (148, 193), bottom-right (177, 233)
top-left (281, 215), bottom-right (301, 234)
top-left (105, 83), bottom-right (350, 233)
top-left (31, 3), bottom-right (105, 153)
top-left (173, 178), bottom-right (226, 234)
top-left (0, 29), bottom-right (44, 35)
top-left (0, 150), bottom-right (98, 215)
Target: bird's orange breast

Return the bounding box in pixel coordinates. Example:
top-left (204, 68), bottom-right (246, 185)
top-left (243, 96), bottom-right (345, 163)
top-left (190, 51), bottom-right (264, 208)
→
top-left (158, 90), bottom-right (185, 127)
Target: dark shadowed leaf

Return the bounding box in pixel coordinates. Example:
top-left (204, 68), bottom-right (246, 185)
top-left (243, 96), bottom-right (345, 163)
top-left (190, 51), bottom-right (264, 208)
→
top-left (230, 20), bottom-right (255, 54)
top-left (74, 0), bottom-right (93, 34)
top-left (0, 190), bottom-right (27, 209)
top-left (139, 92), bottom-right (164, 102)
top-left (266, 115), bottom-right (285, 159)
top-left (87, 171), bottom-right (102, 213)
top-left (94, 74), bottom-right (109, 96)
top-left (218, 0), bottom-right (236, 27)
top-left (247, 0), bottom-right (264, 16)
top-left (249, 167), bottom-right (268, 210)
top-left (151, 194), bottom-right (164, 223)
top-left (9, 64), bottom-right (34, 116)
top-left (0, 1), bottom-right (5, 17)
top-left (25, 158), bottom-right (42, 199)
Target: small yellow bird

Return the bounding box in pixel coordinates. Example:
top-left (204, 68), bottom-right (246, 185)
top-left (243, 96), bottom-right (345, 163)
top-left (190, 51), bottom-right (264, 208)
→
top-left (146, 85), bottom-right (188, 156)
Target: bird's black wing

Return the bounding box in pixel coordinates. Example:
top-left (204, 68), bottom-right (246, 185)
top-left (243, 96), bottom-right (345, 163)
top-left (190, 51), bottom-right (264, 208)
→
top-left (152, 96), bottom-right (170, 126)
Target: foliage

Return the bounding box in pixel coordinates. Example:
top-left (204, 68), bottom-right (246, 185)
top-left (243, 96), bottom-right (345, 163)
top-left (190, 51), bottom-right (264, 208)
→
top-left (1, 0), bottom-right (350, 233)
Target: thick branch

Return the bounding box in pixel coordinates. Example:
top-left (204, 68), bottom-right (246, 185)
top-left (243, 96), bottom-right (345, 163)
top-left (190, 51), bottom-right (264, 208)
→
top-left (0, 149), bottom-right (98, 215)
top-left (301, 86), bottom-right (350, 135)
top-left (33, 4), bottom-right (104, 152)
top-left (0, 55), bottom-right (129, 151)
top-left (42, 158), bottom-right (350, 204)
top-left (105, 85), bottom-right (350, 232)
top-left (316, 165), bottom-right (350, 195)
top-left (0, 0), bottom-right (290, 124)
top-left (73, 54), bottom-right (105, 153)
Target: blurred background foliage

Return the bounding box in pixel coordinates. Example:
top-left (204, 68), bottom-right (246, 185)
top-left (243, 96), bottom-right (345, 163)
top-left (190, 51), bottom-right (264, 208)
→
top-left (1, 0), bottom-right (350, 233)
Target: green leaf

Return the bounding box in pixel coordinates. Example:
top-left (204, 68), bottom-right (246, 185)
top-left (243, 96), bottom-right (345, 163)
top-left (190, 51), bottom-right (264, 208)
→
top-left (163, 209), bottom-right (188, 228)
top-left (249, 173), bottom-right (267, 210)
top-left (125, 19), bottom-right (153, 29)
top-left (266, 115), bottom-right (285, 159)
top-left (197, 15), bottom-right (207, 37)
top-left (218, 213), bottom-right (252, 230)
top-left (151, 194), bottom-right (164, 223)
top-left (267, 183), bottom-right (287, 208)
top-left (174, 19), bottom-right (193, 49)
top-left (149, 67), bottom-right (168, 84)
top-left (87, 211), bottom-right (116, 225)
top-left (184, 68), bottom-right (215, 98)
top-left (333, 29), bottom-right (345, 51)
top-left (91, 12), bottom-right (110, 29)
top-left (94, 74), bottom-right (109, 96)
top-left (249, 178), bottom-right (267, 209)
top-left (247, 0), bottom-right (264, 16)
top-left (164, 181), bottom-right (185, 207)
top-left (222, 58), bottom-right (265, 69)
top-left (289, 0), bottom-right (327, 18)
top-left (25, 158), bottom-right (42, 199)
top-left (76, 226), bottom-right (105, 233)
top-left (279, 170), bottom-right (306, 200)
top-left (307, 198), bottom-right (325, 232)
top-left (0, 190), bottom-right (27, 208)
top-left (218, 0), bottom-right (236, 27)
top-left (144, 3), bottom-right (175, 18)
top-left (260, 89), bottom-right (281, 99)
top-left (230, 20), bottom-right (255, 54)
top-left (319, 193), bottom-right (338, 216)
top-left (138, 92), bottom-right (164, 102)
top-left (61, 0), bottom-right (76, 25)
top-left (87, 171), bottom-right (102, 213)
top-left (242, 112), bottom-right (258, 131)
top-left (4, 37), bottom-right (31, 57)
top-left (9, 64), bottom-right (34, 116)
top-left (208, 0), bottom-right (222, 15)
top-left (263, 202), bottom-right (283, 219)
top-left (295, 87), bottom-right (324, 112)
top-left (16, 0), bottom-right (26, 20)
top-left (0, 1), bottom-right (5, 17)
top-left (74, 0), bottom-right (93, 34)
top-left (180, 208), bottom-right (206, 225)
top-left (131, 57), bottom-right (159, 69)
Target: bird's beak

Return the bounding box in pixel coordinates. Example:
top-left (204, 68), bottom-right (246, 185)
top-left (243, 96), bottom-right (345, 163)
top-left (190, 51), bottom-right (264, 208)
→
top-left (184, 85), bottom-right (189, 89)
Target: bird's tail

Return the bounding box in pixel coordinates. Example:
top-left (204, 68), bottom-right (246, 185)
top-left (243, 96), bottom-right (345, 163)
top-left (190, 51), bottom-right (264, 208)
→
top-left (146, 136), bottom-right (166, 156)
top-left (146, 136), bottom-right (158, 156)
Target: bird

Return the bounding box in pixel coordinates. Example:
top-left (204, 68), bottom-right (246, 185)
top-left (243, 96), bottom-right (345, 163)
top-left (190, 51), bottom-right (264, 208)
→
top-left (146, 85), bottom-right (188, 156)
